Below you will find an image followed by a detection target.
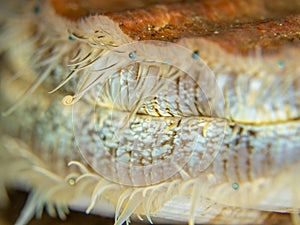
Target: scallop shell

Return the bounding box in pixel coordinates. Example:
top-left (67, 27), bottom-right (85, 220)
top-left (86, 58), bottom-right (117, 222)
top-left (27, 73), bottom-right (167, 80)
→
top-left (0, 1), bottom-right (300, 225)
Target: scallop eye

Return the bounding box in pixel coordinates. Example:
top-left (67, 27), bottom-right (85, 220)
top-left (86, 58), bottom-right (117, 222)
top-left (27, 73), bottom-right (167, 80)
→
top-left (71, 41), bottom-right (227, 186)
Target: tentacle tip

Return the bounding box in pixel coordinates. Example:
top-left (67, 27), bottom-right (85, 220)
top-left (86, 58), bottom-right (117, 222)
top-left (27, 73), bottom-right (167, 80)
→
top-left (146, 215), bottom-right (154, 224)
top-left (47, 89), bottom-right (56, 94)
top-left (85, 209), bottom-right (91, 215)
top-left (1, 107), bottom-right (16, 117)
top-left (62, 95), bottom-right (75, 106)
top-left (67, 161), bottom-right (75, 167)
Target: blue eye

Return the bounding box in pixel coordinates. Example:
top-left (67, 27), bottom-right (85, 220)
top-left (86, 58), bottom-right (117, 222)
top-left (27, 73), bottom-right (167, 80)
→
top-left (277, 60), bottom-right (285, 69)
top-left (128, 51), bottom-right (136, 60)
top-left (33, 5), bottom-right (40, 14)
top-left (192, 50), bottom-right (199, 60)
top-left (232, 182), bottom-right (239, 190)
top-left (69, 36), bottom-right (76, 42)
